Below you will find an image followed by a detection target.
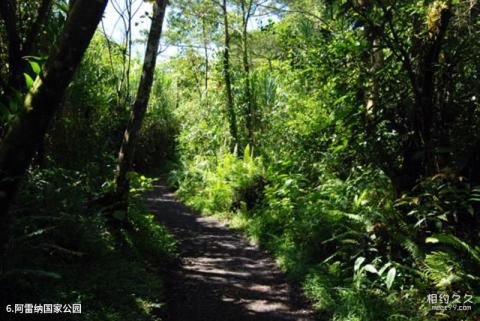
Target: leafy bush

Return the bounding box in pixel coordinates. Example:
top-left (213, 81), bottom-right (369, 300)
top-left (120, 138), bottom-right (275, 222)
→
top-left (174, 145), bottom-right (264, 214)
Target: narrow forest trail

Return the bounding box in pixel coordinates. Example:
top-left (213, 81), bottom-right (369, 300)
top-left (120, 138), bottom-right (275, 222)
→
top-left (144, 182), bottom-right (318, 321)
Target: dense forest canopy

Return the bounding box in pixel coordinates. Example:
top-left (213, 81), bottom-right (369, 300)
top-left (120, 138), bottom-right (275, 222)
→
top-left (0, 0), bottom-right (479, 320)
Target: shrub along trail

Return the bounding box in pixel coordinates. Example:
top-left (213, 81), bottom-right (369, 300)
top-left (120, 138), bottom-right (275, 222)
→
top-left (145, 181), bottom-right (317, 321)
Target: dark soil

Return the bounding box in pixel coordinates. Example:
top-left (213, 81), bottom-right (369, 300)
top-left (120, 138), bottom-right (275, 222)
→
top-left (145, 182), bottom-right (318, 321)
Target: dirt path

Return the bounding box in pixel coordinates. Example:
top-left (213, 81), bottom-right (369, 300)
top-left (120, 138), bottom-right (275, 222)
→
top-left (145, 182), bottom-right (318, 321)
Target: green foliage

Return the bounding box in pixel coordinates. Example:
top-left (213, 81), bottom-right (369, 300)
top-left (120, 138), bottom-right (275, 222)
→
top-left (175, 154), bottom-right (478, 319)
top-left (167, 0), bottom-right (480, 318)
top-left (128, 172), bottom-right (156, 195)
top-left (1, 3), bottom-right (177, 320)
top-left (174, 145), bottom-right (264, 214)
top-left (1, 168), bottom-right (177, 321)
top-left (2, 0), bottom-right (479, 319)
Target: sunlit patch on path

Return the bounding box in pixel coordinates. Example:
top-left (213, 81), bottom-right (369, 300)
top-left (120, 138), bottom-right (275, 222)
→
top-left (145, 182), bottom-right (317, 321)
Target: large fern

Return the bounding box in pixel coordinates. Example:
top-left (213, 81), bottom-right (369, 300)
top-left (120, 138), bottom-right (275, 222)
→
top-left (426, 233), bottom-right (480, 264)
top-left (423, 251), bottom-right (462, 289)
top-left (423, 234), bottom-right (480, 290)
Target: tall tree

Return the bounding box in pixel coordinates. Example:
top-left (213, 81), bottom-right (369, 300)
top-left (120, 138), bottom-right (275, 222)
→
top-left (115, 0), bottom-right (168, 208)
top-left (239, 0), bottom-right (256, 148)
top-left (220, 0), bottom-right (239, 151)
top-left (101, 0), bottom-right (140, 110)
top-left (0, 0), bottom-right (109, 217)
top-left (165, 0), bottom-right (220, 105)
top-left (201, 15), bottom-right (209, 102)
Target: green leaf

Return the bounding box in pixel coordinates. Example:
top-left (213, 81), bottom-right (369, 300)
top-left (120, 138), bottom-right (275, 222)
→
top-left (55, 1), bottom-right (69, 14)
top-left (386, 267), bottom-right (396, 289)
top-left (340, 239), bottom-right (360, 245)
top-left (29, 60), bottom-right (41, 75)
top-left (426, 233), bottom-right (480, 263)
top-left (378, 262), bottom-right (392, 276)
top-left (425, 236), bottom-right (440, 244)
top-left (354, 190), bottom-right (368, 207)
top-left (354, 256), bottom-right (365, 272)
top-left (244, 143), bottom-right (252, 161)
top-left (364, 264), bottom-right (378, 274)
top-left (24, 73), bottom-right (34, 89)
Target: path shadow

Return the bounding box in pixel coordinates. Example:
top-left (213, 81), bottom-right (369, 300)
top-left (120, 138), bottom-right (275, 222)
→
top-left (145, 183), bottom-right (319, 321)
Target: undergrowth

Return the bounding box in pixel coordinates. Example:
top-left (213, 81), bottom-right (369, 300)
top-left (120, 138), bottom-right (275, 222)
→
top-left (171, 149), bottom-right (480, 321)
top-left (0, 168), bottom-right (177, 321)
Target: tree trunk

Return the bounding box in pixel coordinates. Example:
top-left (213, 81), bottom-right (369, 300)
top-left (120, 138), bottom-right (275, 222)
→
top-left (202, 17), bottom-right (209, 107)
top-left (0, 0), bottom-right (109, 217)
top-left (241, 0), bottom-right (255, 149)
top-left (221, 0), bottom-right (239, 151)
top-left (366, 35), bottom-right (383, 118)
top-left (399, 6), bottom-right (452, 190)
top-left (115, 0), bottom-right (168, 207)
top-left (364, 24), bottom-right (384, 145)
